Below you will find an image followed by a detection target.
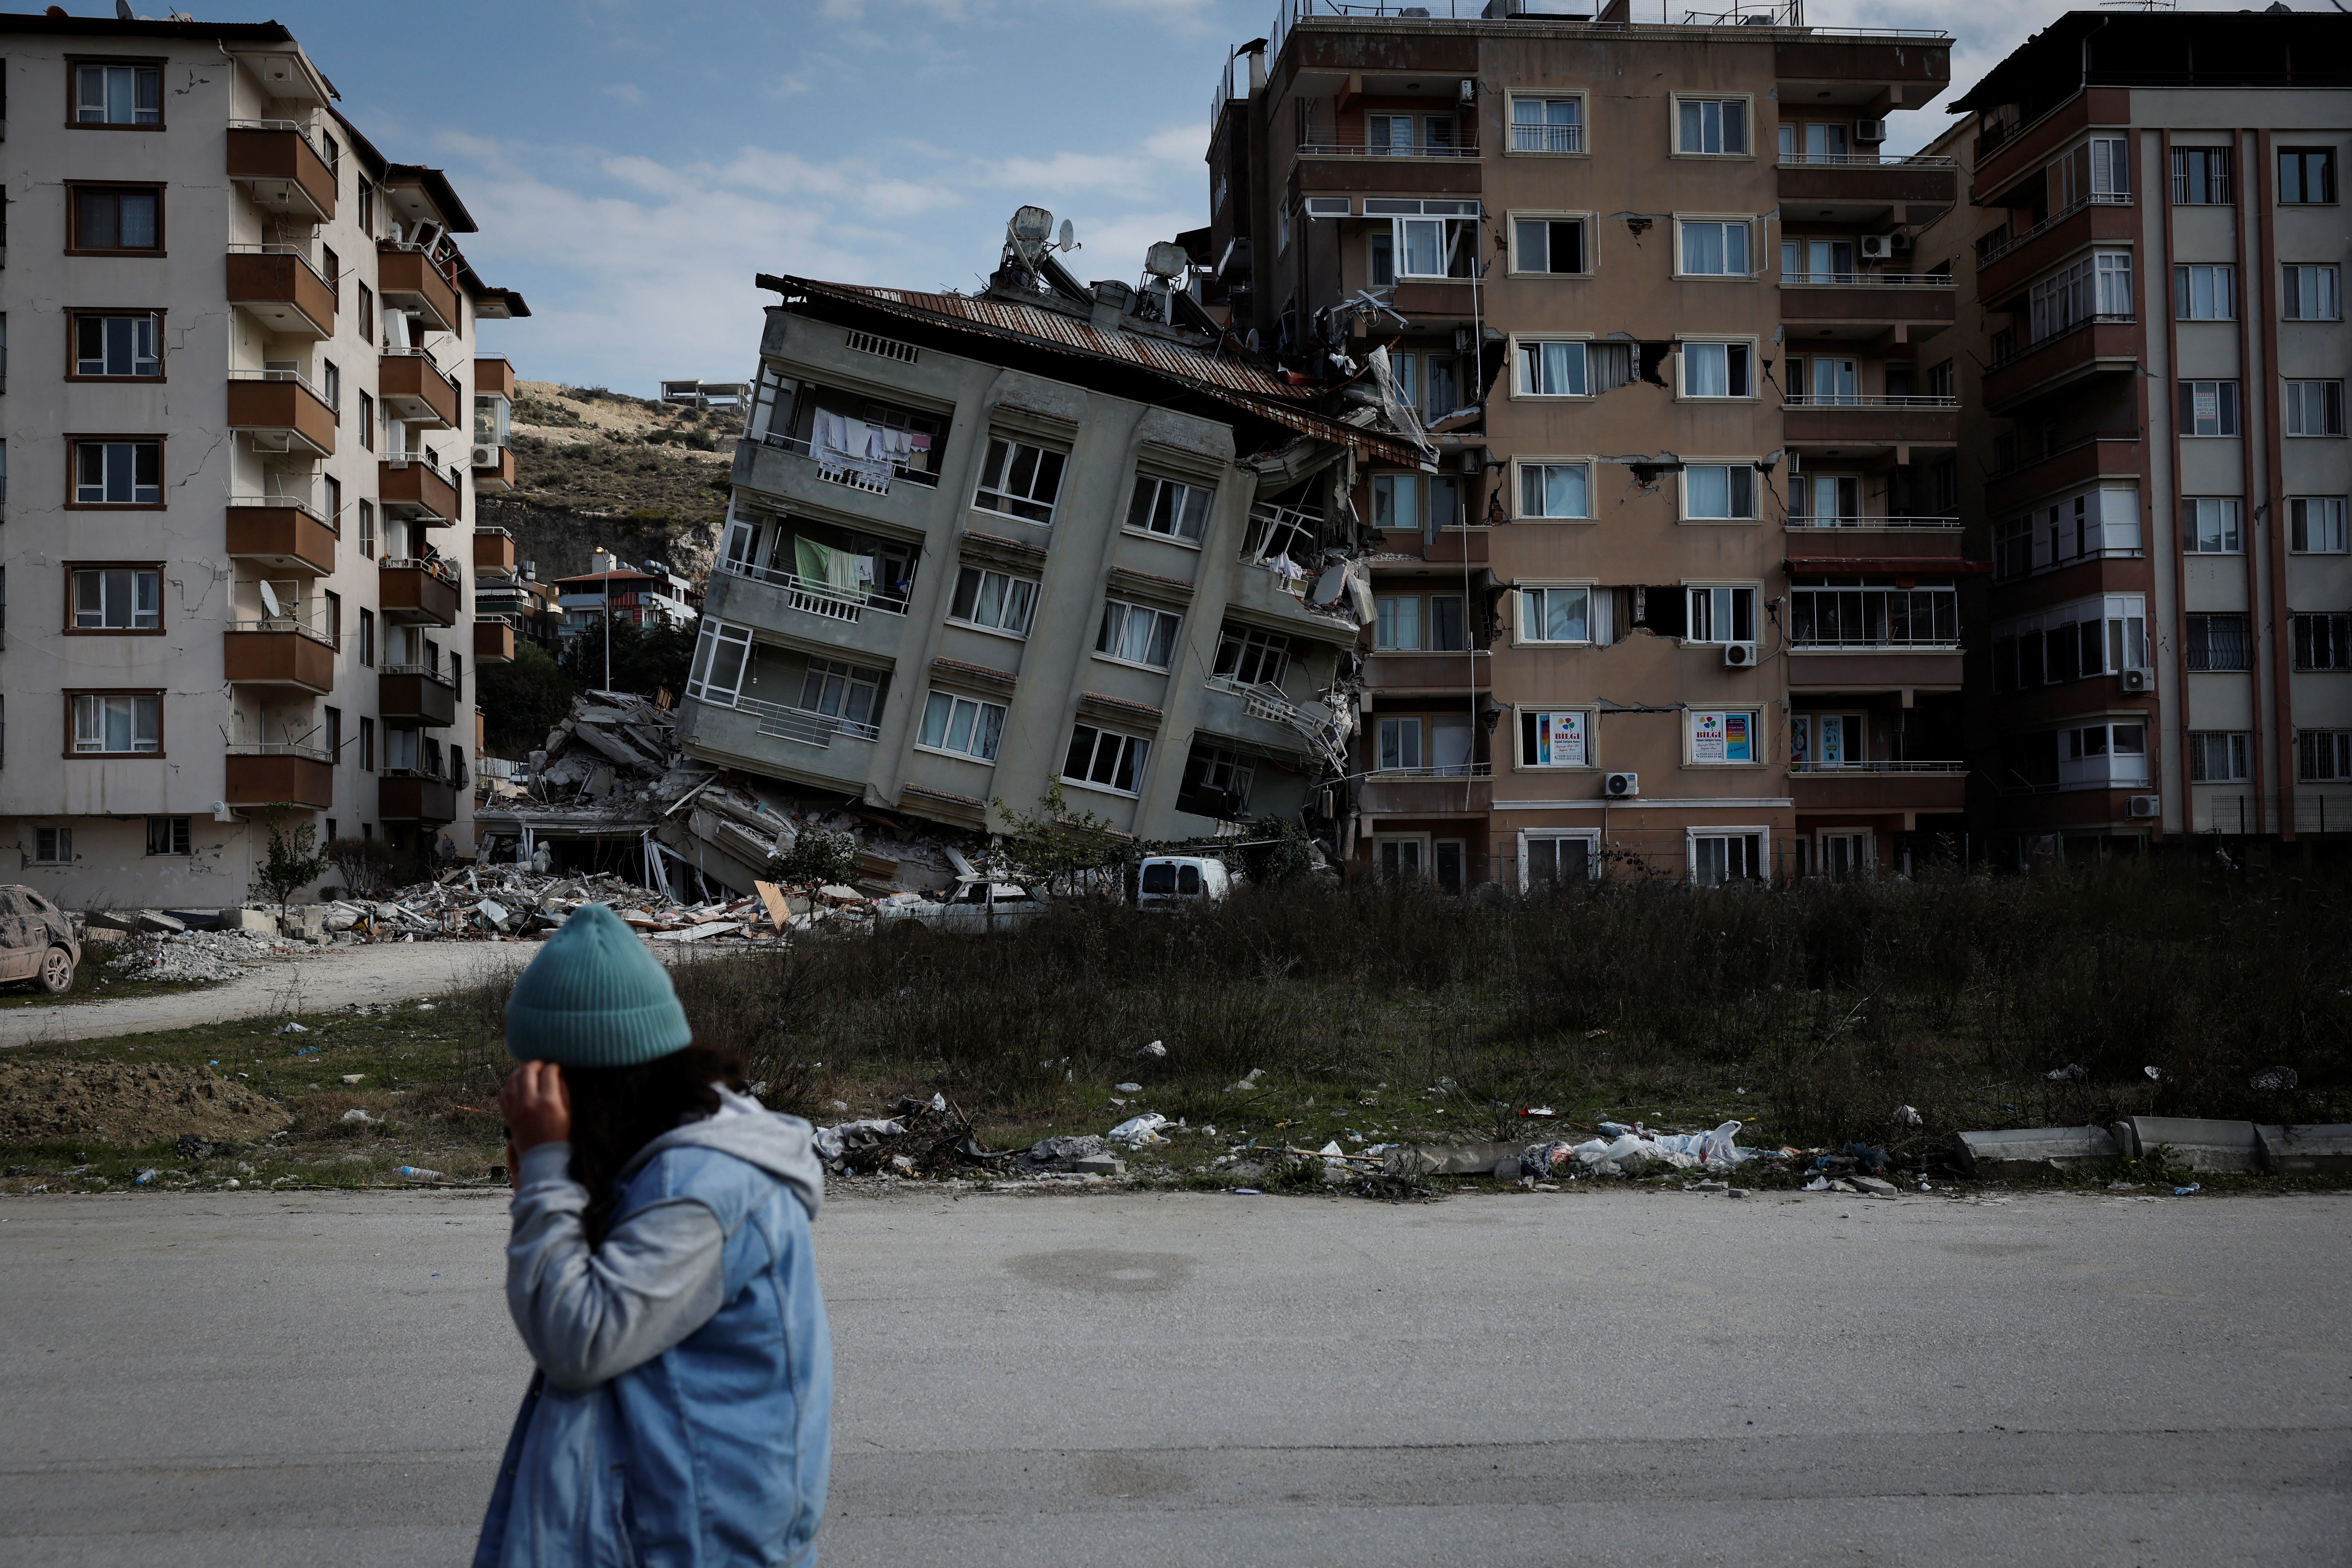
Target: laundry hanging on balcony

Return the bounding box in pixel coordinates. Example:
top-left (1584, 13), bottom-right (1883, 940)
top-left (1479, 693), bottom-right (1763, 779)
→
top-left (795, 537), bottom-right (865, 603)
top-left (810, 408), bottom-right (896, 491)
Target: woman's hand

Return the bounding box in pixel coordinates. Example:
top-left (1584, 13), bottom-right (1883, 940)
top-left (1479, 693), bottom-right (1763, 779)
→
top-left (499, 1060), bottom-right (572, 1155)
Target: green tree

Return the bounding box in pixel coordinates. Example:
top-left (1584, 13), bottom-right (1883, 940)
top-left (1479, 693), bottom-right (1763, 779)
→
top-left (988, 783), bottom-right (1131, 897)
top-left (765, 828), bottom-right (860, 893)
top-left (254, 808), bottom-right (327, 921)
top-left (558, 612), bottom-right (697, 700)
top-left (477, 638), bottom-right (577, 758)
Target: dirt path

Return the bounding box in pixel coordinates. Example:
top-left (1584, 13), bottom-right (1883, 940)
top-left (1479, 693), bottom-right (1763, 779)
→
top-left (0, 943), bottom-right (532, 1050)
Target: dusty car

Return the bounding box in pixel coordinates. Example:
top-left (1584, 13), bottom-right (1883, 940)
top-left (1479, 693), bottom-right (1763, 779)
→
top-left (874, 879), bottom-right (1048, 932)
top-left (0, 887), bottom-right (80, 993)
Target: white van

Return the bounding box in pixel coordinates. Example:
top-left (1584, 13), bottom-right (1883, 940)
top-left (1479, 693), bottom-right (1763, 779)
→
top-left (1136, 856), bottom-right (1236, 909)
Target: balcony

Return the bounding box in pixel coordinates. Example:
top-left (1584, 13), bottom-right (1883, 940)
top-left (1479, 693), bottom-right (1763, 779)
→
top-left (1775, 154), bottom-right (1958, 215)
top-left (1971, 87), bottom-right (2133, 206)
top-left (225, 245), bottom-right (336, 338)
top-left (474, 356), bottom-right (517, 399)
top-left (1358, 766), bottom-right (1493, 818)
top-left (1975, 196), bottom-right (2136, 304)
top-left (376, 242), bottom-right (459, 331)
top-left (224, 747), bottom-right (334, 809)
top-left (1781, 396), bottom-right (1959, 449)
top-left (474, 617), bottom-right (516, 665)
top-left (705, 560), bottom-right (913, 666)
top-left (473, 445), bottom-right (517, 492)
top-left (225, 120), bottom-right (337, 220)
top-left (1777, 273), bottom-right (1957, 328)
top-left (378, 349), bottom-right (463, 429)
top-left (1196, 675), bottom-right (1329, 764)
top-left (223, 622), bottom-right (336, 692)
top-left (379, 771), bottom-right (459, 824)
top-left (1983, 317), bottom-right (2139, 412)
top-left (225, 499), bottom-right (336, 575)
top-left (1986, 432), bottom-right (2142, 512)
top-left (379, 456), bottom-right (462, 522)
top-left (379, 557), bottom-right (461, 626)
top-left (1788, 650), bottom-right (1964, 689)
top-left (1291, 137), bottom-right (1482, 201)
top-left (733, 432), bottom-right (937, 536)
top-left (380, 666), bottom-right (458, 727)
top-left (227, 370), bottom-right (338, 458)
top-left (1791, 761), bottom-right (1967, 814)
top-left (677, 695), bottom-right (878, 793)
top-left (1361, 650), bottom-right (1488, 693)
top-left (473, 527), bottom-right (516, 572)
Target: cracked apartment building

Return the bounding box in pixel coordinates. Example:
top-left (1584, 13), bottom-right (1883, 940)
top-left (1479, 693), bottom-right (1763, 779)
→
top-left (1203, 0), bottom-right (1971, 886)
top-left (677, 237), bottom-right (1427, 850)
top-left (0, 11), bottom-right (528, 907)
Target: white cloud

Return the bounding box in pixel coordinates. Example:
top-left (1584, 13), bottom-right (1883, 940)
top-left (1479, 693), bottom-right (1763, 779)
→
top-left (602, 82), bottom-right (648, 105)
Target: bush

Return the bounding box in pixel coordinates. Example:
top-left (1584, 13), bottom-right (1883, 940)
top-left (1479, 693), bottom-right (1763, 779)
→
top-left (327, 836), bottom-right (397, 899)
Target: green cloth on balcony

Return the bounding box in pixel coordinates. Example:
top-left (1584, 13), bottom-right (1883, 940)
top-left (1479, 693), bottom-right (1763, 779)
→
top-left (794, 537), bottom-right (861, 600)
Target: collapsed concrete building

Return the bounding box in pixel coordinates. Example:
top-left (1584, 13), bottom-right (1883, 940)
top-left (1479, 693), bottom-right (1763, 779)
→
top-left (674, 218), bottom-right (1430, 851)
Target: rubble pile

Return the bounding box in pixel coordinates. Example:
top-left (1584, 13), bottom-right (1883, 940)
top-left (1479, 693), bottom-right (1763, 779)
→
top-left (107, 929), bottom-right (281, 983)
top-left (811, 1094), bottom-right (1010, 1178)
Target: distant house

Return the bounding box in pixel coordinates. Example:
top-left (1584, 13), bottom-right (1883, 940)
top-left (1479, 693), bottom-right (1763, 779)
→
top-left (554, 551), bottom-right (700, 639)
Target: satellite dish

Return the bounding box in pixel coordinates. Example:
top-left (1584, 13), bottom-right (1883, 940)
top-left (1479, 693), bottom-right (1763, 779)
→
top-left (258, 581), bottom-right (283, 619)
top-left (1145, 241), bottom-right (1190, 280)
top-left (1058, 218), bottom-right (1078, 252)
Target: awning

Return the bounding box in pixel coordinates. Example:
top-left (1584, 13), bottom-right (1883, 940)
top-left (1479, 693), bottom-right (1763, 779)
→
top-left (1786, 557), bottom-right (1992, 577)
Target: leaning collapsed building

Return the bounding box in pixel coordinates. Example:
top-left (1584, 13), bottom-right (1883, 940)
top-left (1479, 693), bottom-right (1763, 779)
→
top-left (676, 228), bottom-right (1427, 852)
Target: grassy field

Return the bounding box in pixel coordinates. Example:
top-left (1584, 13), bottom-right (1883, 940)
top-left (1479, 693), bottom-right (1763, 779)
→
top-left (4, 864), bottom-right (2347, 1196)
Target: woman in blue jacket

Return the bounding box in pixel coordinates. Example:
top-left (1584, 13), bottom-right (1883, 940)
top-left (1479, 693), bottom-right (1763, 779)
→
top-left (476, 903), bottom-right (831, 1567)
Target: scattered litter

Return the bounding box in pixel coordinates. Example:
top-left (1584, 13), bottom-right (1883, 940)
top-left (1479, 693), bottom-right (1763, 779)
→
top-left (134, 1168), bottom-right (157, 1186)
top-left (396, 1166), bottom-right (444, 1181)
top-left (1520, 1106), bottom-right (1558, 1119)
top-left (1107, 1112), bottom-right (1172, 1147)
top-left (340, 1108), bottom-right (380, 1125)
top-left (1894, 1105), bottom-right (1923, 1128)
top-left (273, 1022), bottom-right (309, 1035)
top-left (2173, 1183), bottom-right (2201, 1196)
top-left (1115, 1082), bottom-right (1143, 1094)
top-left (340, 1074), bottom-right (365, 1085)
top-left (1227, 1068), bottom-right (1266, 1094)
top-left (2249, 1066), bottom-right (2299, 1092)
top-left (1232, 1188), bottom-right (1262, 1196)
top-left (2046, 1064), bottom-right (2088, 1082)
top-left (1136, 1040), bottom-right (1167, 1060)
top-left (224, 1178), bottom-right (240, 1189)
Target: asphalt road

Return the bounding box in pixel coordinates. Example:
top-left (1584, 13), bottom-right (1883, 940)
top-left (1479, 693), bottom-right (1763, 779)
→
top-left (0, 1186), bottom-right (2345, 1567)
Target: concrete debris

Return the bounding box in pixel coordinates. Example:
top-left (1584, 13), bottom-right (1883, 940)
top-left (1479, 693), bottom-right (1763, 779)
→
top-left (2254, 1123), bottom-right (2352, 1175)
top-left (106, 928), bottom-right (278, 983)
top-left (2117, 1116), bottom-right (2263, 1173)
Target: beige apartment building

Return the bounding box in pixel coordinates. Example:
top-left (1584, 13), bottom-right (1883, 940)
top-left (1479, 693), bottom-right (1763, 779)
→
top-left (1914, 8), bottom-right (2352, 860)
top-left (0, 12), bottom-right (527, 909)
top-left (1205, 0), bottom-right (1972, 886)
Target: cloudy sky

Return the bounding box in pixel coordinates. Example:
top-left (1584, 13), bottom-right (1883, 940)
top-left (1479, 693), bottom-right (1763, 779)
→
top-left (256, 0), bottom-right (2263, 394)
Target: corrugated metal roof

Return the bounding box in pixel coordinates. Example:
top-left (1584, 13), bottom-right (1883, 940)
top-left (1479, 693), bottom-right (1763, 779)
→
top-left (771, 275), bottom-right (1424, 467)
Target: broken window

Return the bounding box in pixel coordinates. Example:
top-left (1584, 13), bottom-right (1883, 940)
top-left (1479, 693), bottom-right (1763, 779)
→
top-left (1063, 724), bottom-right (1150, 796)
top-left (1372, 474), bottom-right (1420, 537)
top-left (1685, 586), bottom-right (1758, 644)
top-left (1177, 742), bottom-right (1255, 819)
top-left (1678, 219), bottom-right (1751, 276)
top-left (146, 815), bottom-right (189, 856)
top-left (918, 691), bottom-right (1005, 761)
top-left (71, 439), bottom-right (160, 505)
top-left (1513, 216), bottom-right (1587, 274)
top-left (1213, 625), bottom-right (1289, 688)
top-left (1520, 585), bottom-right (1590, 644)
top-left (1680, 341), bottom-right (1753, 399)
top-left (71, 691), bottom-right (160, 754)
top-left (975, 436), bottom-right (1066, 525)
top-left (948, 566), bottom-right (1037, 635)
top-left (1518, 461), bottom-right (1590, 519)
top-left (73, 312), bottom-right (160, 377)
top-left (1676, 98), bottom-right (1748, 156)
top-left (72, 566), bottom-right (160, 630)
top-left (75, 62), bottom-right (161, 125)
top-left (1127, 474), bottom-right (1211, 543)
top-left (1097, 598), bottom-right (1181, 669)
top-left (1683, 466), bottom-right (1756, 521)
top-left (1365, 199), bottom-right (1480, 280)
top-left (1519, 710), bottom-right (1588, 768)
top-left (1517, 339), bottom-right (1588, 397)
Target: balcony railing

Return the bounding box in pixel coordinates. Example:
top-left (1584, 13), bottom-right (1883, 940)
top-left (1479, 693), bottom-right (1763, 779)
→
top-left (735, 694), bottom-right (881, 748)
top-left (1783, 394), bottom-right (1960, 409)
top-left (227, 617), bottom-right (336, 646)
top-left (381, 661), bottom-right (456, 686)
top-left (1507, 124), bottom-right (1583, 154)
top-left (228, 742), bottom-right (332, 763)
top-left (1975, 192), bottom-right (2132, 268)
top-left (1367, 763), bottom-right (1492, 779)
top-left (228, 365), bottom-right (334, 405)
top-left (382, 555), bottom-right (462, 588)
top-left (1301, 135), bottom-right (1481, 158)
top-left (1775, 153), bottom-right (1957, 168)
top-left (1989, 313), bottom-right (2134, 372)
top-left (716, 557), bottom-right (911, 622)
top-left (1790, 759), bottom-right (1967, 774)
top-left (1786, 515), bottom-right (1962, 530)
top-left (1781, 272), bottom-right (1956, 288)
top-left (1790, 586), bottom-right (1960, 648)
top-left (755, 430), bottom-right (939, 493)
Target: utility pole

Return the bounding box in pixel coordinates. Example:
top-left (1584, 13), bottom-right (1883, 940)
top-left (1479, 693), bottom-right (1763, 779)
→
top-left (600, 545), bottom-right (612, 692)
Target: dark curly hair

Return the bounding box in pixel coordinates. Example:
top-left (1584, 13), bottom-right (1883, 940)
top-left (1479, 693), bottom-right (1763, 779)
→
top-left (559, 1045), bottom-right (746, 1242)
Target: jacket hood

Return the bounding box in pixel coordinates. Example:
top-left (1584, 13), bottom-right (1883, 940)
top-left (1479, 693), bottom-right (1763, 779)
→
top-left (621, 1086), bottom-right (824, 1221)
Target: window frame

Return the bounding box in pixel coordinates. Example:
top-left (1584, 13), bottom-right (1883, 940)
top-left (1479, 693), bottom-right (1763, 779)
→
top-left (1685, 708), bottom-right (1762, 766)
top-left (65, 181), bottom-right (165, 256)
top-left (2185, 611), bottom-right (2253, 672)
top-left (2172, 264), bottom-right (2235, 321)
top-left (65, 689), bottom-right (163, 757)
top-left (2281, 263), bottom-right (2343, 322)
top-left (2292, 612), bottom-right (2352, 673)
top-left (1520, 829), bottom-right (1601, 889)
top-left (1673, 214), bottom-right (1756, 278)
top-left (2177, 380), bottom-right (2241, 439)
top-left (2169, 145), bottom-right (2234, 206)
top-left (66, 56), bottom-right (165, 131)
top-left (1124, 471), bottom-right (1214, 546)
top-left (1670, 94), bottom-right (1753, 159)
top-left (1094, 596), bottom-right (1184, 672)
top-left (1676, 338), bottom-right (1757, 401)
top-left (1687, 827), bottom-right (1768, 886)
top-left (1516, 582), bottom-right (1594, 647)
top-left (916, 689), bottom-right (1008, 764)
top-left (31, 826), bottom-right (74, 866)
top-left (1682, 582), bottom-right (1761, 646)
top-left (2278, 146), bottom-right (2337, 206)
top-left (64, 308), bottom-right (165, 382)
top-left (2298, 729), bottom-right (2352, 782)
top-left (64, 562), bottom-right (164, 635)
top-left (145, 814), bottom-right (192, 856)
top-left (1514, 706), bottom-right (1595, 771)
top-left (1512, 456), bottom-right (1594, 521)
top-left (2288, 496), bottom-right (2349, 555)
top-left (1507, 211), bottom-right (1592, 277)
top-left (2186, 730), bottom-right (2252, 784)
top-left (973, 433), bottom-right (1069, 526)
top-left (1504, 92), bottom-right (1588, 157)
top-left (2283, 379), bottom-right (2346, 439)
top-left (1212, 623), bottom-right (1291, 688)
top-left (1060, 722), bottom-right (1152, 799)
top-left (1512, 336), bottom-right (1592, 399)
top-left (2181, 497), bottom-right (2243, 555)
top-left (1680, 462), bottom-right (1760, 523)
top-left (946, 564), bottom-right (1040, 639)
top-left (65, 435), bottom-right (164, 510)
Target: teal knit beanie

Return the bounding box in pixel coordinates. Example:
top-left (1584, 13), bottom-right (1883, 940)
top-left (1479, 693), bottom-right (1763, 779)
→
top-left (505, 903), bottom-right (692, 1067)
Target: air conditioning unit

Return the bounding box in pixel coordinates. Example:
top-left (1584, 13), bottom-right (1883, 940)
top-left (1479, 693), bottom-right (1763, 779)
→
top-left (1722, 641), bottom-right (1760, 668)
top-left (1453, 325), bottom-right (1477, 353)
top-left (2119, 667), bottom-right (2153, 693)
top-left (1888, 230), bottom-right (1915, 253)
top-left (2126, 794), bottom-right (2161, 820)
top-left (471, 443), bottom-right (497, 468)
top-left (1303, 197), bottom-right (1351, 219)
top-left (1860, 234), bottom-right (1896, 261)
top-left (1854, 118), bottom-right (1889, 143)
top-left (1457, 78), bottom-right (1477, 108)
top-left (1604, 771), bottom-right (1640, 799)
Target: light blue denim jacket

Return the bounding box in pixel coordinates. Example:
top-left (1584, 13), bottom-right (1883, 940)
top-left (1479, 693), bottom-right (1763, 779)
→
top-left (475, 1090), bottom-right (831, 1568)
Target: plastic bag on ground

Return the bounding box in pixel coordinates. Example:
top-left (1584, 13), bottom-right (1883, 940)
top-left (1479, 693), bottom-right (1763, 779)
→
top-left (1107, 1112), bottom-right (1171, 1147)
top-left (813, 1118), bottom-right (905, 1165)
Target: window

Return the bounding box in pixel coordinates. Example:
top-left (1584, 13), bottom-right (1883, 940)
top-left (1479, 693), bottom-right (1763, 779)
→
top-left (975, 436), bottom-right (1066, 524)
top-left (2294, 613), bottom-right (2352, 672)
top-left (358, 282), bottom-right (376, 342)
top-left (1779, 122), bottom-right (1851, 163)
top-left (1062, 724), bottom-right (1150, 795)
top-left (1376, 837), bottom-right (1425, 878)
top-left (918, 691), bottom-right (1006, 761)
top-left (71, 691), bottom-right (161, 754)
top-left (1792, 356), bottom-right (1857, 405)
top-left (358, 499), bottom-right (376, 557)
top-left (359, 716), bottom-right (375, 772)
top-left (1518, 461), bottom-right (1590, 519)
top-left (1518, 710), bottom-right (1588, 768)
top-left (1927, 360), bottom-right (1955, 401)
top-left (1782, 238), bottom-right (1855, 285)
top-left (1688, 709), bottom-right (1758, 764)
top-left (2062, 722), bottom-right (2149, 787)
top-left (2290, 497), bottom-right (2349, 554)
top-left (2285, 381), bottom-right (2345, 437)
top-left (1370, 229), bottom-right (1394, 287)
top-left (1212, 624), bottom-right (1289, 688)
top-left (1375, 594), bottom-right (1421, 651)
top-left (69, 185), bottom-right (162, 252)
top-left (1681, 341), bottom-right (1753, 399)
top-left (1126, 474), bottom-right (1211, 542)
top-left (32, 827), bottom-right (73, 865)
top-left (1367, 113), bottom-right (1457, 156)
top-left (1685, 585), bottom-right (1758, 644)
top-left (1364, 198), bottom-right (1482, 281)
top-left (2279, 147), bottom-right (2336, 205)
top-left (2029, 251), bottom-right (2132, 342)
top-left (450, 653), bottom-right (463, 698)
top-left (1524, 833), bottom-right (1594, 888)
top-left (1377, 717), bottom-right (1423, 771)
top-left (1512, 216), bottom-right (1587, 274)
top-left (1791, 474), bottom-right (1862, 523)
top-left (1510, 96), bottom-right (1583, 154)
top-left (1177, 742), bottom-right (1255, 818)
top-left (1517, 339), bottom-right (1588, 397)
top-left (1096, 598), bottom-right (1181, 669)
top-left (2183, 497), bottom-right (2242, 554)
top-left (321, 476), bottom-right (342, 532)
top-left (685, 618), bottom-right (751, 704)
top-left (948, 566), bottom-right (1037, 635)
top-left (2174, 265), bottom-right (2234, 320)
top-left (71, 566), bottom-right (160, 630)
top-left (1372, 473), bottom-right (1417, 536)
top-left (70, 439), bottom-right (161, 506)
top-left (1676, 98), bottom-right (1748, 156)
top-left (2283, 265), bottom-right (2342, 321)
top-left (2178, 381), bottom-right (2241, 438)
top-left (2187, 731), bottom-right (2250, 784)
top-left (2171, 147), bottom-right (2233, 205)
top-left (74, 61), bottom-right (161, 125)
top-left (358, 391), bottom-right (374, 452)
top-left (1520, 585), bottom-right (1590, 644)
top-left (325, 707), bottom-right (341, 764)
top-left (1691, 831), bottom-right (1763, 886)
top-left (321, 359), bottom-right (340, 412)
top-left (145, 815), bottom-right (190, 856)
top-left (1683, 465), bottom-right (1757, 521)
top-left (1678, 219), bottom-right (1751, 276)
top-left (71, 312), bottom-right (160, 377)
top-left (799, 659), bottom-right (881, 727)
top-left (358, 607), bottom-right (375, 667)
top-left (2300, 730), bottom-right (2352, 781)
top-left (2186, 612), bottom-right (2251, 671)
